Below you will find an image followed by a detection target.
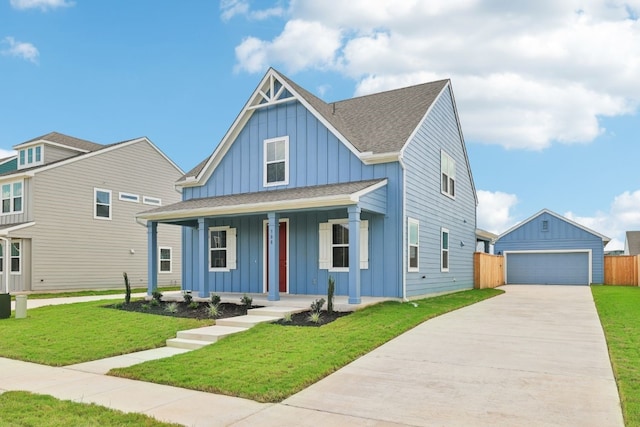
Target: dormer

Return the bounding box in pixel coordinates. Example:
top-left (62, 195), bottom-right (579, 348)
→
top-left (17, 144), bottom-right (44, 169)
top-left (13, 132), bottom-right (104, 170)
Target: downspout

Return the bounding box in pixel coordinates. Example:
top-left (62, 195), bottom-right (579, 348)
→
top-left (0, 236), bottom-right (10, 294)
top-left (398, 154), bottom-right (408, 302)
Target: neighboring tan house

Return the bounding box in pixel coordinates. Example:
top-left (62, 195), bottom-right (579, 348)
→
top-left (0, 132), bottom-right (183, 292)
top-left (140, 68), bottom-right (478, 303)
top-left (624, 231), bottom-right (640, 255)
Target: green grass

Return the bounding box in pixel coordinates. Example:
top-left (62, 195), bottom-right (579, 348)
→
top-left (112, 288), bottom-right (502, 402)
top-left (0, 391), bottom-right (179, 427)
top-left (592, 286), bottom-right (640, 426)
top-left (10, 286), bottom-right (180, 301)
top-left (0, 299), bottom-right (212, 365)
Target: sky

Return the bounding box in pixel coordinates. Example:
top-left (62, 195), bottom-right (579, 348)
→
top-left (1, 0), bottom-right (639, 250)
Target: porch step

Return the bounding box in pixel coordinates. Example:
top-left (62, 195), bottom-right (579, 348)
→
top-left (167, 325), bottom-right (249, 349)
top-left (166, 338), bottom-right (211, 350)
top-left (215, 314), bottom-right (282, 328)
top-left (248, 306), bottom-right (307, 317)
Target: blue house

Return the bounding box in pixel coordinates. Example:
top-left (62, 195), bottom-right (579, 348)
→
top-left (495, 209), bottom-right (610, 285)
top-left (140, 68), bottom-right (478, 303)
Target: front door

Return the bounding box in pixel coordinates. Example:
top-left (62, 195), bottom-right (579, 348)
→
top-left (265, 221), bottom-right (287, 292)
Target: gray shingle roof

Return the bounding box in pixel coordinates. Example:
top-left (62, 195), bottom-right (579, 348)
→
top-left (18, 132), bottom-right (104, 152)
top-left (140, 179), bottom-right (386, 219)
top-left (626, 231), bottom-right (640, 255)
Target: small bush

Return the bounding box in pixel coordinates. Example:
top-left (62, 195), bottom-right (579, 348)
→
top-left (183, 293), bottom-right (193, 304)
top-left (282, 312), bottom-right (292, 323)
top-left (210, 294), bottom-right (221, 305)
top-left (207, 302), bottom-right (221, 318)
top-left (151, 290), bottom-right (163, 303)
top-left (113, 302), bottom-right (124, 309)
top-left (164, 302), bottom-right (178, 314)
top-left (307, 311), bottom-right (323, 324)
top-left (310, 298), bottom-right (325, 314)
top-left (140, 303), bottom-right (150, 311)
top-left (240, 294), bottom-right (253, 310)
top-left (189, 301), bottom-right (199, 310)
top-left (149, 299), bottom-right (160, 307)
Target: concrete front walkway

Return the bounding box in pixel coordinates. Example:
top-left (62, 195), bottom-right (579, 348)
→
top-left (0, 285), bottom-right (624, 426)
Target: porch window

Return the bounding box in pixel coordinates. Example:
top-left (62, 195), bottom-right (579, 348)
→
top-left (209, 226), bottom-right (237, 271)
top-left (1, 181), bottom-right (23, 214)
top-left (441, 228), bottom-right (449, 272)
top-left (159, 247), bottom-right (172, 273)
top-left (408, 218), bottom-right (419, 271)
top-left (11, 241), bottom-right (20, 274)
top-left (319, 220), bottom-right (369, 271)
top-left (441, 150), bottom-right (456, 198)
top-left (94, 188), bottom-right (111, 220)
top-left (264, 136), bottom-right (289, 186)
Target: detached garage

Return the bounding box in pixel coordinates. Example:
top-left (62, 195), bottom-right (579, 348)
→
top-left (495, 209), bottom-right (610, 286)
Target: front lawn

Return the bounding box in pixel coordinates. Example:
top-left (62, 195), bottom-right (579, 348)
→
top-left (0, 391), bottom-right (179, 427)
top-left (111, 288), bottom-right (502, 402)
top-left (0, 299), bottom-right (212, 366)
top-left (592, 286), bottom-right (640, 426)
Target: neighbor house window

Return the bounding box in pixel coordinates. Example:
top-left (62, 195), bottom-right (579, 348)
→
top-left (541, 220), bottom-right (549, 232)
top-left (408, 218), bottom-right (419, 271)
top-left (441, 150), bottom-right (456, 198)
top-left (10, 241), bottom-right (20, 274)
top-left (264, 136), bottom-right (289, 186)
top-left (119, 192), bottom-right (140, 203)
top-left (142, 196), bottom-right (161, 206)
top-left (0, 243), bottom-right (3, 272)
top-left (1, 181), bottom-right (23, 214)
top-left (318, 220), bottom-right (369, 271)
top-left (94, 188), bottom-right (111, 219)
top-left (159, 247), bottom-right (172, 273)
top-left (17, 145), bottom-right (43, 169)
top-left (209, 226), bottom-right (237, 271)
top-left (441, 228), bottom-right (449, 272)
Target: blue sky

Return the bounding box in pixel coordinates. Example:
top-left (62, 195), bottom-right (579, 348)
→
top-left (1, 0), bottom-right (639, 250)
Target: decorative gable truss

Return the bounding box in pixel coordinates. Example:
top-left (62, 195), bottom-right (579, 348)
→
top-left (248, 74), bottom-right (296, 110)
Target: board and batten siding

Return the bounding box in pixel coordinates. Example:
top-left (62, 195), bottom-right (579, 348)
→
top-left (495, 212), bottom-right (606, 283)
top-left (15, 140), bottom-right (183, 291)
top-left (402, 85), bottom-right (476, 297)
top-left (182, 99), bottom-right (404, 297)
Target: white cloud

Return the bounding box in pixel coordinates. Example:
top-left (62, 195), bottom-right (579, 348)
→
top-left (221, 0), bottom-right (284, 21)
top-left (477, 190), bottom-right (519, 234)
top-left (10, 0), bottom-right (73, 11)
top-left (233, 1), bottom-right (640, 150)
top-left (0, 149), bottom-right (16, 159)
top-left (2, 37), bottom-right (39, 64)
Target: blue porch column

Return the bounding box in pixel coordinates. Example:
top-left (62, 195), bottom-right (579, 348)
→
top-left (267, 211), bottom-right (280, 301)
top-left (348, 206), bottom-right (361, 304)
top-left (198, 217), bottom-right (210, 298)
top-left (147, 221), bottom-right (157, 295)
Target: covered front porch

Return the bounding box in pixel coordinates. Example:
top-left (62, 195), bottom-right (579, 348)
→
top-left (140, 179), bottom-right (392, 305)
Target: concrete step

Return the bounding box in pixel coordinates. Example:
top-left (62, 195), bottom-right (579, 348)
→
top-left (216, 314), bottom-right (282, 328)
top-left (248, 306), bottom-right (307, 317)
top-left (177, 325), bottom-right (248, 342)
top-left (166, 337), bottom-right (211, 350)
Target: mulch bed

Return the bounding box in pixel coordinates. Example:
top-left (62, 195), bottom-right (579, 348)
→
top-left (105, 300), bottom-right (352, 326)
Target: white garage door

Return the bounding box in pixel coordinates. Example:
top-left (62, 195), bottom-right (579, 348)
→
top-left (506, 252), bottom-right (590, 285)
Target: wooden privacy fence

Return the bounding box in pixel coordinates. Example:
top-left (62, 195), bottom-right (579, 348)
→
top-left (604, 255), bottom-right (640, 286)
top-left (474, 252), bottom-right (505, 289)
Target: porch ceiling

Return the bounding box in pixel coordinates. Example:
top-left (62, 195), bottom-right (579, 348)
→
top-left (138, 179), bottom-right (388, 222)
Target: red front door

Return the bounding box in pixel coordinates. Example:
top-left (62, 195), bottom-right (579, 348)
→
top-left (266, 222), bottom-right (287, 292)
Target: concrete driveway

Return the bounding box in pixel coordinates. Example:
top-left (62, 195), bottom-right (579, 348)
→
top-left (239, 285), bottom-right (624, 426)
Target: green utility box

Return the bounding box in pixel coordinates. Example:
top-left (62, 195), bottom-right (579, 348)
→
top-left (0, 293), bottom-right (10, 319)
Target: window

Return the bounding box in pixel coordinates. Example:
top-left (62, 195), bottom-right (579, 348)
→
top-left (142, 196), bottom-right (161, 206)
top-left (1, 181), bottom-right (23, 214)
top-left (264, 136), bottom-right (289, 186)
top-left (159, 247), bottom-right (172, 273)
top-left (35, 146), bottom-right (41, 163)
top-left (408, 218), bottom-right (419, 271)
top-left (541, 220), bottom-right (549, 232)
top-left (319, 220), bottom-right (369, 271)
top-left (441, 151), bottom-right (456, 198)
top-left (441, 228), bottom-right (449, 272)
top-left (10, 241), bottom-right (20, 274)
top-left (0, 243), bottom-right (3, 272)
top-left (119, 192), bottom-right (140, 203)
top-left (19, 150), bottom-right (25, 166)
top-left (94, 188), bottom-right (111, 219)
top-left (209, 226), bottom-right (237, 271)
top-left (17, 145), bottom-right (43, 169)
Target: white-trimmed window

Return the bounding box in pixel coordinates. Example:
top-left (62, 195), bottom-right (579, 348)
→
top-left (10, 241), bottom-right (20, 274)
top-left (441, 150), bottom-right (456, 198)
top-left (94, 188), bottom-right (112, 220)
top-left (264, 136), bottom-right (289, 186)
top-left (119, 192), bottom-right (140, 203)
top-left (1, 181), bottom-right (23, 214)
top-left (159, 247), bottom-right (172, 273)
top-left (0, 243), bottom-right (3, 272)
top-left (408, 218), bottom-right (419, 271)
top-left (441, 228), bottom-right (449, 272)
top-left (143, 196), bottom-right (162, 206)
top-left (319, 220), bottom-right (369, 271)
top-left (18, 145), bottom-right (43, 169)
top-left (209, 226), bottom-right (237, 271)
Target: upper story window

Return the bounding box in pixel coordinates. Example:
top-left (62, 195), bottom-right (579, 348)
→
top-left (1, 181), bottom-right (23, 214)
top-left (94, 188), bottom-right (111, 220)
top-left (264, 136), bottom-right (289, 186)
top-left (18, 145), bottom-right (43, 169)
top-left (142, 196), bottom-right (162, 206)
top-left (119, 192), bottom-right (140, 203)
top-left (441, 150), bottom-right (456, 198)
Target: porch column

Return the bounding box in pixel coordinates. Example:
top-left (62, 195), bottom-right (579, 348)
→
top-left (348, 206), bottom-right (361, 304)
top-left (267, 211), bottom-right (280, 301)
top-left (198, 217), bottom-right (210, 298)
top-left (147, 221), bottom-right (157, 295)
